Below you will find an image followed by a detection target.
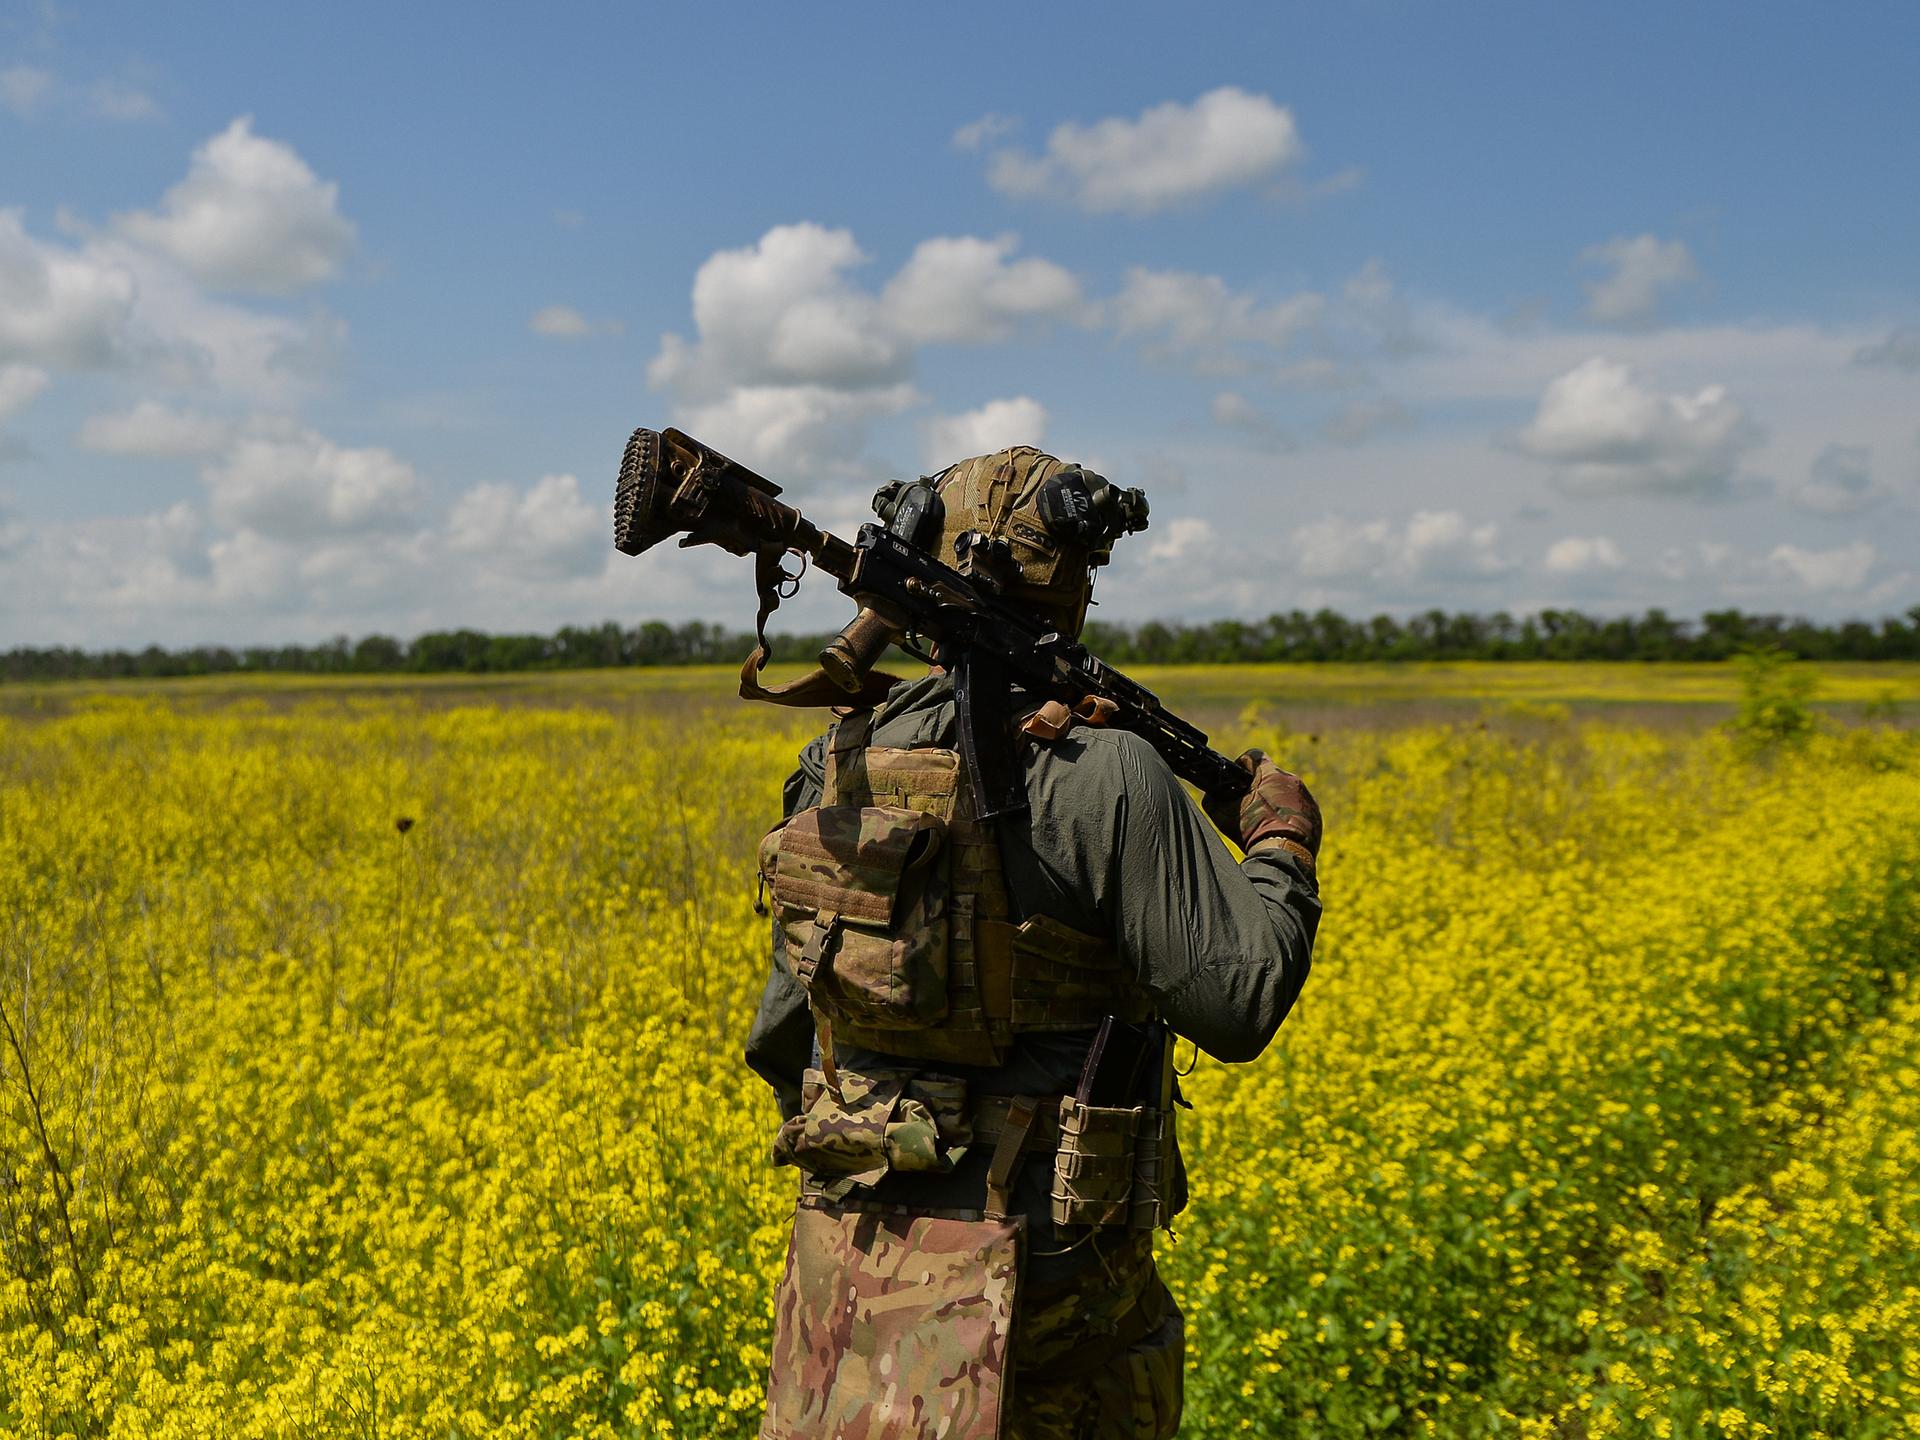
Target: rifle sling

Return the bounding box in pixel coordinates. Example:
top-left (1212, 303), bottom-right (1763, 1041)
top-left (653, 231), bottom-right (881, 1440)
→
top-left (739, 548), bottom-right (900, 708)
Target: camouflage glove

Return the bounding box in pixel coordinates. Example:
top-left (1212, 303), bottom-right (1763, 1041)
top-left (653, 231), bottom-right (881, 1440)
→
top-left (1203, 749), bottom-right (1321, 863)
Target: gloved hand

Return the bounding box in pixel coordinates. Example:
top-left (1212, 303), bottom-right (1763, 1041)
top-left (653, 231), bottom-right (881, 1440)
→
top-left (1204, 749), bottom-right (1321, 861)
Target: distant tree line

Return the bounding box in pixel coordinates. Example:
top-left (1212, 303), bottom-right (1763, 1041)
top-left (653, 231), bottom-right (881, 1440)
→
top-left (6, 607), bottom-right (1920, 682)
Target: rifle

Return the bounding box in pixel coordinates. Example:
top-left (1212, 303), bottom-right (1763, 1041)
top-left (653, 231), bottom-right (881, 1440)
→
top-left (612, 427), bottom-right (1251, 819)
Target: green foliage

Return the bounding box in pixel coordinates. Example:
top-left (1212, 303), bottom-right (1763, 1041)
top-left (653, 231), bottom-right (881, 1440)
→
top-left (1728, 647), bottom-right (1819, 751)
top-left (10, 605), bottom-right (1920, 681)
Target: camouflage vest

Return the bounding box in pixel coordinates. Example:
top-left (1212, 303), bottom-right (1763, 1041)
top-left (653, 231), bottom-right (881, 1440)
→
top-left (758, 707), bottom-right (1154, 1069)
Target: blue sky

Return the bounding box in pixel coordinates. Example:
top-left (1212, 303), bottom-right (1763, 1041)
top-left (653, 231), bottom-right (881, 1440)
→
top-left (2, 0), bottom-right (1916, 645)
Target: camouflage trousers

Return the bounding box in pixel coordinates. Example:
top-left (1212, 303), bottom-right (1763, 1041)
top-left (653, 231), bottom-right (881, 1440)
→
top-left (1006, 1233), bottom-right (1184, 1440)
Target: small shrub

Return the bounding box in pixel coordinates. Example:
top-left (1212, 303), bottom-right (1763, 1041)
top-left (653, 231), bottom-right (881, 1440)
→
top-left (1728, 646), bottom-right (1817, 751)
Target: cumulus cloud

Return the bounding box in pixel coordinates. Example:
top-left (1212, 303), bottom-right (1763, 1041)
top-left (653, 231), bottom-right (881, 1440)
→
top-left (651, 223), bottom-right (902, 395)
top-left (76, 400), bottom-right (232, 457)
top-left (921, 396), bottom-right (1048, 468)
top-left (445, 472), bottom-right (605, 580)
top-left (1787, 443), bottom-right (1888, 517)
top-left (1109, 266), bottom-right (1321, 373)
top-left (201, 424), bottom-right (422, 538)
top-left (0, 210), bottom-right (138, 369)
top-left (529, 304), bottom-right (623, 338)
top-left (1509, 356), bottom-right (1761, 497)
top-left (649, 223), bottom-right (1082, 475)
top-left (0, 65), bottom-right (53, 117)
top-left (881, 234), bottom-right (1085, 344)
top-left (1581, 234), bottom-right (1698, 326)
top-left (1543, 535), bottom-right (1625, 576)
top-left (674, 381), bottom-right (920, 477)
top-left (1766, 540), bottom-right (1876, 593)
top-left (114, 117), bottom-right (356, 294)
top-left (1853, 326), bottom-right (1920, 371)
top-left (951, 113), bottom-right (1018, 153)
top-left (1296, 510), bottom-right (1513, 587)
top-left (985, 87), bottom-right (1305, 214)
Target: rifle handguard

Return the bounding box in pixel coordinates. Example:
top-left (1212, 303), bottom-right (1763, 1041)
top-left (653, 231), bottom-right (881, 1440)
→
top-left (819, 607), bottom-right (897, 694)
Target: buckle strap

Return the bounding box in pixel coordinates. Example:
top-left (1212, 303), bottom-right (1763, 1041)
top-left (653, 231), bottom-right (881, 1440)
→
top-left (983, 1094), bottom-right (1041, 1221)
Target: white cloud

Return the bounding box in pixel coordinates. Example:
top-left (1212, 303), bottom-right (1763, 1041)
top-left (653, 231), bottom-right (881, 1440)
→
top-left (201, 425), bottom-right (422, 538)
top-left (1766, 541), bottom-right (1876, 593)
top-left (529, 304), bottom-right (622, 338)
top-left (1787, 443), bottom-right (1887, 517)
top-left (951, 113), bottom-right (1018, 153)
top-left (881, 234), bottom-right (1084, 344)
top-left (0, 65), bottom-right (53, 117)
top-left (649, 223), bottom-right (1082, 476)
top-left (986, 87), bottom-right (1304, 215)
top-left (652, 222), bottom-right (901, 394)
top-left (76, 400), bottom-right (231, 457)
top-left (1581, 235), bottom-right (1697, 326)
top-left (1296, 510), bottom-right (1512, 586)
top-left (446, 472), bottom-right (605, 580)
top-left (674, 381), bottom-right (920, 477)
top-left (1109, 266), bottom-right (1321, 372)
top-left (0, 364), bottom-right (49, 419)
top-left (1543, 535), bottom-right (1625, 575)
top-left (921, 396), bottom-right (1048, 468)
top-left (101, 236), bottom-right (341, 397)
top-left (1322, 395), bottom-right (1412, 447)
top-left (1853, 326), bottom-right (1920, 372)
top-left (115, 117), bottom-right (356, 294)
top-left (0, 210), bottom-right (137, 369)
top-left (1145, 515), bottom-right (1215, 566)
top-left (1510, 356), bottom-right (1761, 496)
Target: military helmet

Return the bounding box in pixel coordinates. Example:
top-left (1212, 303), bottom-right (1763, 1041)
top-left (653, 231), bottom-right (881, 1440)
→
top-left (873, 446), bottom-right (1149, 637)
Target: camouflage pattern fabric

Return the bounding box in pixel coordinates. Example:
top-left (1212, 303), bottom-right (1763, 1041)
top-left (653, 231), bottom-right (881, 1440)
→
top-left (1006, 1234), bottom-right (1184, 1439)
top-left (772, 1067), bottom-right (973, 1200)
top-left (1203, 747), bottom-right (1322, 858)
top-left (1050, 1098), bottom-right (1171, 1231)
top-left (762, 803), bottom-right (952, 1030)
top-left (762, 1199), bottom-right (1020, 1440)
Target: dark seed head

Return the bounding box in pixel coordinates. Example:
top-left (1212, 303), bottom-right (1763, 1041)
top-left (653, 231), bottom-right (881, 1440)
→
top-left (395, 816), bottom-right (415, 834)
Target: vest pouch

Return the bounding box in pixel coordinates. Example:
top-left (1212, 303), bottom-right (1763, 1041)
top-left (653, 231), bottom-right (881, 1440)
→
top-left (764, 804), bottom-right (951, 1032)
top-left (761, 1197), bottom-right (1020, 1440)
top-left (1049, 1097), bottom-right (1168, 1231)
top-left (773, 1067), bottom-right (973, 1200)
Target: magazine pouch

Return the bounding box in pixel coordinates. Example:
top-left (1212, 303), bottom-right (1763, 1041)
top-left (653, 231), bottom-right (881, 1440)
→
top-left (1049, 1097), bottom-right (1169, 1231)
top-left (761, 805), bottom-right (950, 1031)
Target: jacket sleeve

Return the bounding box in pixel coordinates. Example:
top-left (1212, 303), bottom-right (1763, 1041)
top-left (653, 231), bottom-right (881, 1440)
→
top-left (743, 732), bottom-right (829, 1119)
top-left (1026, 729), bottom-right (1319, 1064)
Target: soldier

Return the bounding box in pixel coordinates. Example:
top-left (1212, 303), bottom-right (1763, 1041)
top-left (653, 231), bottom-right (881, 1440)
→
top-left (747, 446), bottom-right (1321, 1439)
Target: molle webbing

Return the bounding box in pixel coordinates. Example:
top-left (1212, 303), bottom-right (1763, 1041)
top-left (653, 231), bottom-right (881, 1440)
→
top-left (811, 709), bottom-right (1149, 1064)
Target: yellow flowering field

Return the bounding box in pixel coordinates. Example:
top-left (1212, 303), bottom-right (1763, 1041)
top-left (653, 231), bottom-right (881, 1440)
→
top-left (1, 672), bottom-right (1916, 1438)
